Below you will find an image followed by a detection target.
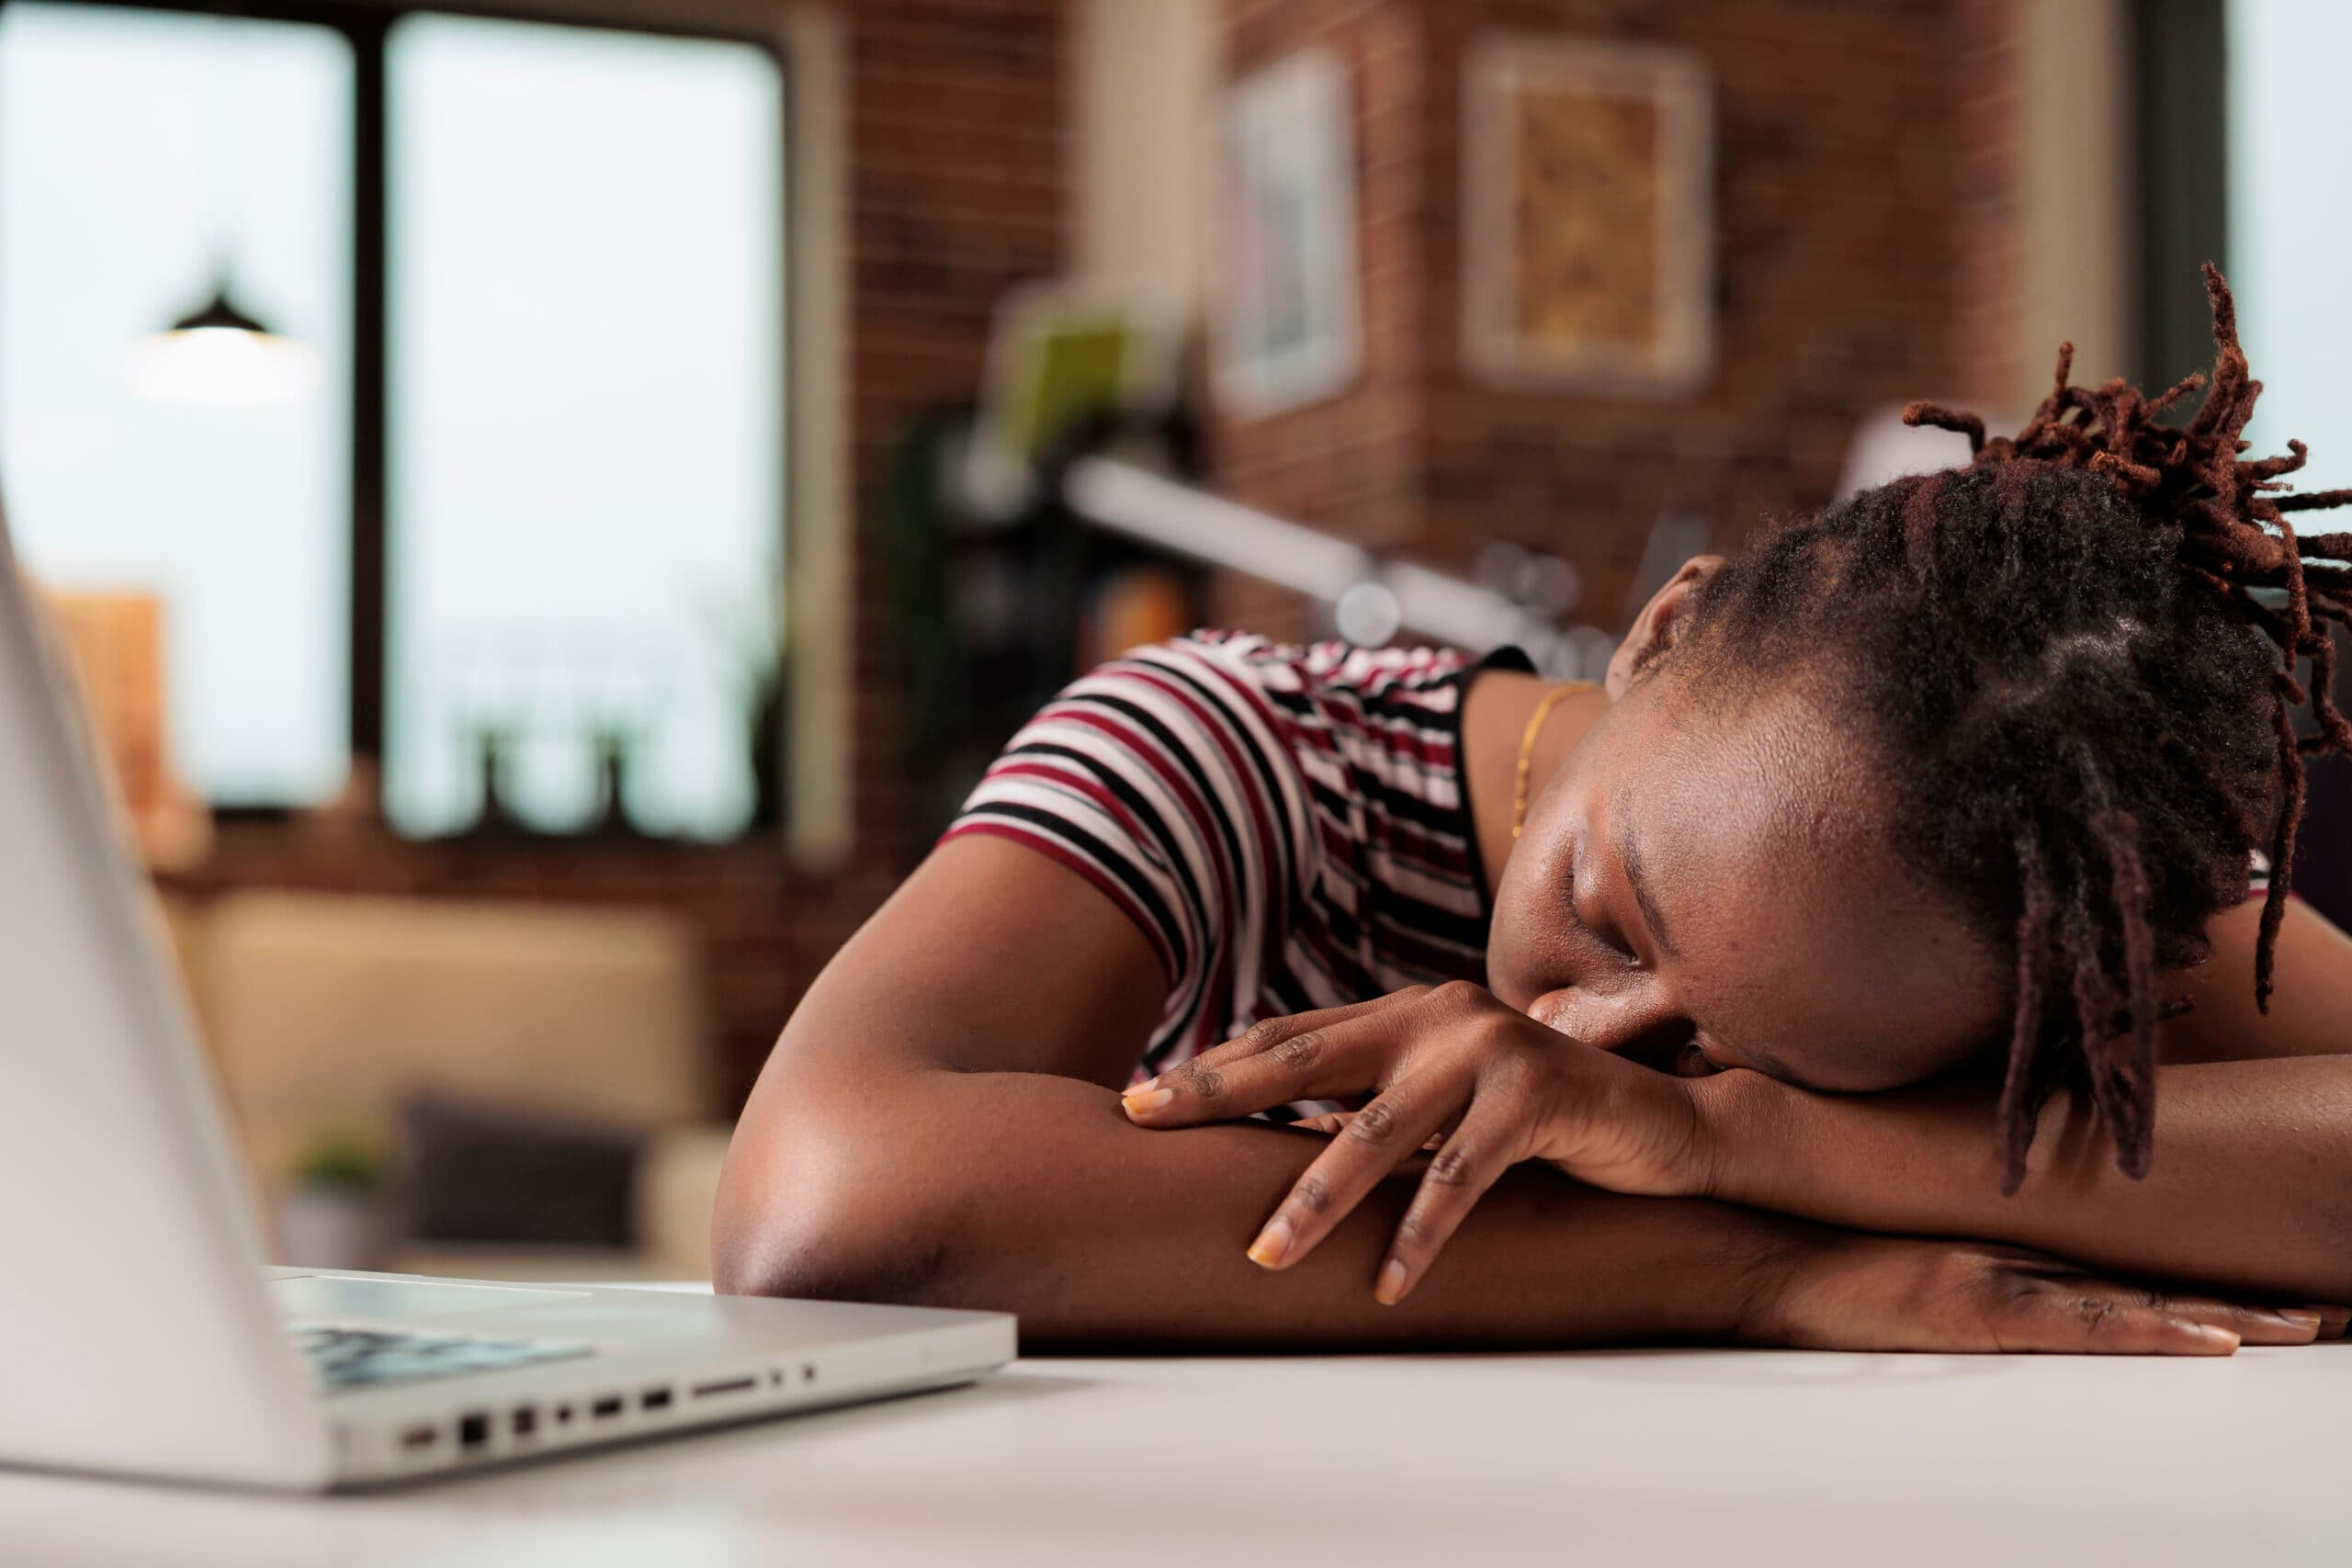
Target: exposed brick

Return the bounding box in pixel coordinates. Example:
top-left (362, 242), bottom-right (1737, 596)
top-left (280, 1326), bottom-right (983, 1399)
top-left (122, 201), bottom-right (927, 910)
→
top-left (1212, 0), bottom-right (1986, 627)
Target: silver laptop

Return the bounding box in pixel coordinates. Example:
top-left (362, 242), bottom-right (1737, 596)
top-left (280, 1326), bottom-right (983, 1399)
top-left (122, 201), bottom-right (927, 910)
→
top-left (0, 498), bottom-right (1014, 1491)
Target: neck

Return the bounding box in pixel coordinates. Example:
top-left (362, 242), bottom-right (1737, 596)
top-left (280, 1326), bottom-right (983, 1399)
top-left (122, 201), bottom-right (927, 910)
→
top-left (1462, 671), bottom-right (1609, 895)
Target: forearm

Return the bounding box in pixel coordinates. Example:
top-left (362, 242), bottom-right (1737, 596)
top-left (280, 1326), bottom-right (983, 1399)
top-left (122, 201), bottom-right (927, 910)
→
top-left (1703, 1059), bottom-right (2352, 1299)
top-left (718, 1065), bottom-right (1816, 1349)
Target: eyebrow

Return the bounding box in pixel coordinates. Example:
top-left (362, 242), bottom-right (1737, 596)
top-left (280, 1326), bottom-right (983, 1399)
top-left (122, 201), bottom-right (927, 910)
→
top-left (1610, 800), bottom-right (1679, 964)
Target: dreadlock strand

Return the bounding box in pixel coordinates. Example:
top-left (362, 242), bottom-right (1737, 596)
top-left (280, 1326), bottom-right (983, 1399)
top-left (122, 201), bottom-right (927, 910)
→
top-left (2059, 874), bottom-right (2138, 1169)
top-left (1996, 833), bottom-right (2055, 1196)
top-left (2256, 692), bottom-right (2304, 1012)
top-left (2275, 493), bottom-right (2352, 516)
top-left (2098, 807), bottom-right (2161, 1175)
top-left (1902, 401), bottom-right (1985, 454)
top-left (2145, 369), bottom-right (2207, 419)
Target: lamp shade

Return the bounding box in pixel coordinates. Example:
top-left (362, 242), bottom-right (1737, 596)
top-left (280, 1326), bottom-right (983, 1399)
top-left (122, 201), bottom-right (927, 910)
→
top-left (129, 283), bottom-right (321, 406)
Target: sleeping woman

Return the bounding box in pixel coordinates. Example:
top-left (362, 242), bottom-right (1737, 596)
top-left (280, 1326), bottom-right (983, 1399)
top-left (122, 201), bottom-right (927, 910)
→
top-left (714, 266), bottom-right (2352, 1354)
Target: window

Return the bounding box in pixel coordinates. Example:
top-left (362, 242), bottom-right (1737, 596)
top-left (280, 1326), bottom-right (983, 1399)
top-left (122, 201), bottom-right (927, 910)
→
top-left (385, 16), bottom-right (785, 839)
top-left (0, 2), bottom-right (786, 839)
top-left (0, 4), bottom-right (353, 806)
top-left (2226, 0), bottom-right (2352, 495)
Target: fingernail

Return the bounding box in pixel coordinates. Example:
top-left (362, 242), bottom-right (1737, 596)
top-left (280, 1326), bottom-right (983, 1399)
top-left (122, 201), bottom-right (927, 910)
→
top-left (2194, 1325), bottom-right (2242, 1352)
top-left (2277, 1309), bottom-right (2323, 1329)
top-left (1122, 1088), bottom-right (1174, 1116)
top-left (1374, 1258), bottom-right (1408, 1306)
top-left (1247, 1217), bottom-right (1293, 1269)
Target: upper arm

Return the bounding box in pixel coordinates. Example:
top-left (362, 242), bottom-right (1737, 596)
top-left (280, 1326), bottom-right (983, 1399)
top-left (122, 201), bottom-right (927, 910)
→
top-left (760, 833), bottom-right (1170, 1091)
top-left (2161, 896), bottom-right (2352, 1063)
top-left (716, 637), bottom-right (1298, 1283)
top-left (712, 834), bottom-right (1170, 1286)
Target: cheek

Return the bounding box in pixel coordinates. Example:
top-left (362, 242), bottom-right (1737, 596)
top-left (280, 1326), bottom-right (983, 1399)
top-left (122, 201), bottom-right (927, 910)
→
top-left (1483, 853), bottom-right (1571, 1013)
top-left (1482, 882), bottom-right (1539, 1009)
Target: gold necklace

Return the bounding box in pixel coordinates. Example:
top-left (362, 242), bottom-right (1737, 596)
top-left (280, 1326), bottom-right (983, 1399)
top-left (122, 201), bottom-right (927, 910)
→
top-left (1510, 682), bottom-right (1594, 840)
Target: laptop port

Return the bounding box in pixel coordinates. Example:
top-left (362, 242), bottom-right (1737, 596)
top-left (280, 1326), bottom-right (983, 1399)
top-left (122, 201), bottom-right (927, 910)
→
top-left (512, 1406), bottom-right (537, 1438)
top-left (691, 1375), bottom-right (757, 1399)
top-left (590, 1395), bottom-right (623, 1420)
top-left (555, 1404), bottom-right (574, 1425)
top-left (640, 1386), bottom-right (673, 1412)
top-left (800, 1362), bottom-right (817, 1383)
top-left (458, 1413), bottom-right (490, 1450)
top-left (400, 1424), bottom-right (439, 1451)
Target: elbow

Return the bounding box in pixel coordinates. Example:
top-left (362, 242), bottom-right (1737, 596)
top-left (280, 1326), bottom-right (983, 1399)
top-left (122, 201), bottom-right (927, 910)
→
top-left (712, 1198), bottom-right (957, 1307)
top-left (710, 1113), bottom-right (964, 1307)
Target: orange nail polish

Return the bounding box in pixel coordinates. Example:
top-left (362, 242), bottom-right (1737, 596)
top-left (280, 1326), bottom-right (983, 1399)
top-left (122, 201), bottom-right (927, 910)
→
top-left (1247, 1217), bottom-right (1294, 1268)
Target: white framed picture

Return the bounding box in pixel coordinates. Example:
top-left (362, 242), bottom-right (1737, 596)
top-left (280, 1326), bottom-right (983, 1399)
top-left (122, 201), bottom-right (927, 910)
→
top-left (1462, 37), bottom-right (1713, 395)
top-left (1213, 47), bottom-right (1363, 420)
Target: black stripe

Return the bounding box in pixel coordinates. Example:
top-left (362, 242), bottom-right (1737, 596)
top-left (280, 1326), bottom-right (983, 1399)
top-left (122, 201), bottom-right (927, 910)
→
top-left (1305, 772), bottom-right (1476, 844)
top-left (1005, 741), bottom-right (1204, 878)
top-left (991, 747), bottom-right (1222, 1049)
top-left (1078, 690), bottom-right (1256, 922)
top-left (1004, 742), bottom-right (1220, 950)
top-left (1133, 654), bottom-right (1302, 912)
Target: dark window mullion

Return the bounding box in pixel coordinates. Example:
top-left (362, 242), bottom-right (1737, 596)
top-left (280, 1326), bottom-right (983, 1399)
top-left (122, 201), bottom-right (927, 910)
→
top-left (350, 15), bottom-right (388, 764)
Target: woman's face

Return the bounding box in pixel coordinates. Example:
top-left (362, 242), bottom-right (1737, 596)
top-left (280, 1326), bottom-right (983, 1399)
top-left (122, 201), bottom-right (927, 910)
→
top-left (1486, 661), bottom-right (2008, 1091)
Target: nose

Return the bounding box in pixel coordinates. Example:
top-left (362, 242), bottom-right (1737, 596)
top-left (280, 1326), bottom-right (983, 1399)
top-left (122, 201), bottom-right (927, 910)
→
top-left (1527, 980), bottom-right (1693, 1071)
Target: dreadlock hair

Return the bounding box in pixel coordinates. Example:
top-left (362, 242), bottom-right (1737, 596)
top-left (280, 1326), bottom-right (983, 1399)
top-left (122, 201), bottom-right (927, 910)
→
top-left (1676, 265), bottom-right (2352, 1192)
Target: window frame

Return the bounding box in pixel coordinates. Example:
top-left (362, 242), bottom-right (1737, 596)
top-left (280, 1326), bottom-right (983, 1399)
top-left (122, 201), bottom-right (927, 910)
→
top-left (2, 0), bottom-right (797, 824)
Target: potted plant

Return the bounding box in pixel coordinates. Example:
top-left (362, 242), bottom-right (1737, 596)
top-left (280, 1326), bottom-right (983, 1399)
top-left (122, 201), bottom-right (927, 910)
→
top-left (278, 1129), bottom-right (395, 1271)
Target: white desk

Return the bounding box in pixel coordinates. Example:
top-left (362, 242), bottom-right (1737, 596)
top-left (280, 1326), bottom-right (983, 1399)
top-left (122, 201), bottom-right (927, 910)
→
top-left (3, 1347), bottom-right (2346, 1566)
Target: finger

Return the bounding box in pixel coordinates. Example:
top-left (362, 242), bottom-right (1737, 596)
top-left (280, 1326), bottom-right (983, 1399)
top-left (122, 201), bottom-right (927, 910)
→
top-left (1125, 1005), bottom-right (1417, 1128)
top-left (1188, 996), bottom-right (1415, 1077)
top-left (2143, 1292), bottom-right (2323, 1347)
top-left (1373, 1099), bottom-right (1524, 1306)
top-left (2312, 1305), bottom-right (2352, 1340)
top-left (1995, 1290), bottom-right (2240, 1356)
top-left (1293, 1111), bottom-right (1449, 1149)
top-left (1246, 1080), bottom-right (1463, 1272)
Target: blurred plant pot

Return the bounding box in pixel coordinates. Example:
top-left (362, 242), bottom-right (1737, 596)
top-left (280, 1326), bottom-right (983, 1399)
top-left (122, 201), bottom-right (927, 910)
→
top-left (278, 1188), bottom-right (392, 1272)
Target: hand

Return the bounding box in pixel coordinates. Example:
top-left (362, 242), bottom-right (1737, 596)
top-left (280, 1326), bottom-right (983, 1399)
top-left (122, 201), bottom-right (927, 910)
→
top-left (1120, 982), bottom-right (1715, 1303)
top-left (1754, 1233), bottom-right (2348, 1354)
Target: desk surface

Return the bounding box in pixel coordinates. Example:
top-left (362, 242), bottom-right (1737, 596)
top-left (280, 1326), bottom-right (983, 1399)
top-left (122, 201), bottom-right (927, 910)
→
top-left (4, 1346), bottom-right (2346, 1566)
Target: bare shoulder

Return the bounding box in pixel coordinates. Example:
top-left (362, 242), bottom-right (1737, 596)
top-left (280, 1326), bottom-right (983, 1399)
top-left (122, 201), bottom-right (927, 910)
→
top-left (2161, 896), bottom-right (2352, 1063)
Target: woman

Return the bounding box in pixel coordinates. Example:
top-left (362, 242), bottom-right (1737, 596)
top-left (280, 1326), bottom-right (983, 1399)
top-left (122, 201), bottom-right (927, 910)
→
top-left (715, 267), bottom-right (2352, 1354)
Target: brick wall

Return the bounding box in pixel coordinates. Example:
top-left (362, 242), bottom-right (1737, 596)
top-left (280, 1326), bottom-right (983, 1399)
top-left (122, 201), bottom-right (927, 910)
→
top-left (844, 0), bottom-right (1068, 862)
top-left (1214, 0), bottom-right (1993, 630)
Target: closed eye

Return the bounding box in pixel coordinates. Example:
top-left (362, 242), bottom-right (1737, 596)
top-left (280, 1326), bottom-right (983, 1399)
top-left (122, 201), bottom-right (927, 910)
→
top-left (1670, 1039), bottom-right (1723, 1078)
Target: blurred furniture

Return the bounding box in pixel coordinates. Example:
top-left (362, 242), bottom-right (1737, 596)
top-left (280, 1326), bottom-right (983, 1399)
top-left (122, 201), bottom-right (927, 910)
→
top-left (36, 589), bottom-right (211, 870)
top-left (185, 890), bottom-right (731, 1280)
top-left (0, 1342), bottom-right (2343, 1562)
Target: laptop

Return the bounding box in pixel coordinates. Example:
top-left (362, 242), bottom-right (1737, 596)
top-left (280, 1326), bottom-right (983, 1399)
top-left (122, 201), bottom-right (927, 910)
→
top-left (0, 497), bottom-right (1014, 1491)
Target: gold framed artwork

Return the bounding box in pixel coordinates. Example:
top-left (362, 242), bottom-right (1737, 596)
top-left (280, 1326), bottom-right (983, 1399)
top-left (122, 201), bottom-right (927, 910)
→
top-left (1461, 37), bottom-right (1713, 395)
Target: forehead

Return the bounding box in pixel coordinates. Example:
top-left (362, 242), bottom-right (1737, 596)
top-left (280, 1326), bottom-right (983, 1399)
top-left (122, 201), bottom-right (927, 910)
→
top-left (1607, 674), bottom-right (2003, 1082)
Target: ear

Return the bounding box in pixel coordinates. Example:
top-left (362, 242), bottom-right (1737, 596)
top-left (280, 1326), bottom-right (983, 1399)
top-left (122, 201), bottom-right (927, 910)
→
top-left (1605, 555), bottom-right (1724, 700)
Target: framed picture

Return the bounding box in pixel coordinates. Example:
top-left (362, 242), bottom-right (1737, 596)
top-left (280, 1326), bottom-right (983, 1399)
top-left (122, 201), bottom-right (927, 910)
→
top-left (1461, 37), bottom-right (1713, 395)
top-left (1213, 48), bottom-right (1363, 419)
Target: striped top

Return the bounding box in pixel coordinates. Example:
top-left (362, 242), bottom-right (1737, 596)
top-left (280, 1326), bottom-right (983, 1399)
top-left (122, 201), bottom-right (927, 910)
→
top-left (943, 632), bottom-right (1528, 1105)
